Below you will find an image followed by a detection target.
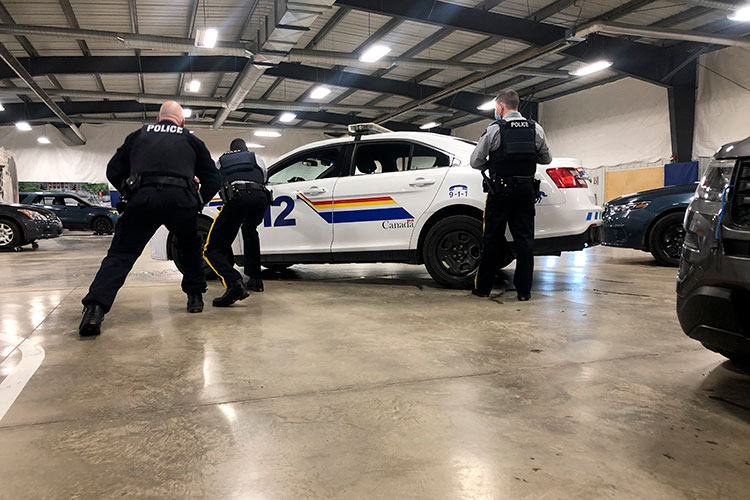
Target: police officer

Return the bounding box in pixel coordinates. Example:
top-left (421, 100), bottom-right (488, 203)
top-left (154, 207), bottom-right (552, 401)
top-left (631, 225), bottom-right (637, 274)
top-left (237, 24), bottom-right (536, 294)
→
top-left (470, 90), bottom-right (552, 301)
top-left (79, 101), bottom-right (221, 336)
top-left (203, 138), bottom-right (270, 307)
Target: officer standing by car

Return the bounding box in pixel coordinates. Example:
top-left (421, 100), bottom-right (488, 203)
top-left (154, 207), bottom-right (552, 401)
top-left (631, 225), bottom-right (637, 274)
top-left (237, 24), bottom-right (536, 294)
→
top-left (79, 101), bottom-right (221, 336)
top-left (470, 90), bottom-right (552, 301)
top-left (203, 138), bottom-right (271, 307)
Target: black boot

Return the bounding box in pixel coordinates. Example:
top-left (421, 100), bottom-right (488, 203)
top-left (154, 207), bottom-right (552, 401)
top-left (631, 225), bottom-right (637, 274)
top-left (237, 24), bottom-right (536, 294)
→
top-left (212, 280), bottom-right (249, 307)
top-left (79, 303), bottom-right (105, 337)
top-left (245, 277), bottom-right (264, 292)
top-left (187, 293), bottom-right (204, 313)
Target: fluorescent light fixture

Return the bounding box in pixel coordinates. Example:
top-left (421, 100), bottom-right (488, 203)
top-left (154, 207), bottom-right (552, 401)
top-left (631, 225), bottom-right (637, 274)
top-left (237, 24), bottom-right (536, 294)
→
top-left (182, 108), bottom-right (192, 118)
top-left (419, 122), bottom-right (439, 130)
top-left (279, 112), bottom-right (297, 123)
top-left (728, 6), bottom-right (750, 21)
top-left (310, 86), bottom-right (331, 100)
top-left (254, 130), bottom-right (281, 138)
top-left (359, 44), bottom-right (391, 63)
top-left (245, 142), bottom-right (265, 149)
top-left (37, 136), bottom-right (50, 144)
top-left (15, 121), bottom-right (31, 131)
top-left (477, 99), bottom-right (496, 111)
top-left (195, 27), bottom-right (219, 48)
top-left (570, 60), bottom-right (613, 76)
top-left (187, 79), bottom-right (201, 93)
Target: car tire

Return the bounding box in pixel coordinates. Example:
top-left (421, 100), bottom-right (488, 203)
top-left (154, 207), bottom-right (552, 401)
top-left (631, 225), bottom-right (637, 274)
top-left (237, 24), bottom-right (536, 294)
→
top-left (703, 344), bottom-right (750, 368)
top-left (423, 215), bottom-right (483, 289)
top-left (648, 212), bottom-right (685, 267)
top-left (91, 216), bottom-right (113, 234)
top-left (171, 217), bottom-right (219, 281)
top-left (0, 218), bottom-right (21, 249)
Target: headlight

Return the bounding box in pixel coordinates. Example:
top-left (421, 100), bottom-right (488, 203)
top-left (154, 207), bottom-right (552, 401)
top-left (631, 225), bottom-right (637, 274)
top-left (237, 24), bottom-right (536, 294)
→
top-left (19, 209), bottom-right (46, 220)
top-left (109, 209), bottom-right (118, 214)
top-left (606, 201), bottom-right (651, 216)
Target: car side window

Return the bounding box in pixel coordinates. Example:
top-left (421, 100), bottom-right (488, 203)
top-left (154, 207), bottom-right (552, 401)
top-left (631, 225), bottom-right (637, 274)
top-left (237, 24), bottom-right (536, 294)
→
top-left (353, 143), bottom-right (412, 176)
top-left (63, 197), bottom-right (80, 207)
top-left (268, 147), bottom-right (340, 184)
top-left (410, 144), bottom-right (451, 170)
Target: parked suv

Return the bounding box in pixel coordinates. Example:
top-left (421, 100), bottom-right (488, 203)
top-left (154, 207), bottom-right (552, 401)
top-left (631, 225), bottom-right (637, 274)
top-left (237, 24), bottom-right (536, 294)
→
top-left (20, 192), bottom-right (118, 234)
top-left (150, 126), bottom-right (603, 288)
top-left (677, 135), bottom-right (750, 363)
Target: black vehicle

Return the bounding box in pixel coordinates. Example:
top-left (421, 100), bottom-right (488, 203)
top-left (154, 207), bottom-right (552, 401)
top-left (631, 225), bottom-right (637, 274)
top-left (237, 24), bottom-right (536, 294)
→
top-left (0, 203), bottom-right (63, 250)
top-left (19, 192), bottom-right (119, 234)
top-left (603, 183), bottom-right (696, 266)
top-left (677, 135), bottom-right (750, 364)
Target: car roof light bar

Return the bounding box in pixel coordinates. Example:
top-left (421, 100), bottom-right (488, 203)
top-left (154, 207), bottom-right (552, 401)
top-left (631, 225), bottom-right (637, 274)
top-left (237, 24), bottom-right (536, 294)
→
top-left (347, 123), bottom-right (393, 135)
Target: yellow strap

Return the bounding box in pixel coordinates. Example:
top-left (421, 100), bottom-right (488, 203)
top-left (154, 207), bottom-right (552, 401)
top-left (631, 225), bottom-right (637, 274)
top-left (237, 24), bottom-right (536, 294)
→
top-left (474, 194), bottom-right (488, 290)
top-left (202, 207), bottom-right (228, 288)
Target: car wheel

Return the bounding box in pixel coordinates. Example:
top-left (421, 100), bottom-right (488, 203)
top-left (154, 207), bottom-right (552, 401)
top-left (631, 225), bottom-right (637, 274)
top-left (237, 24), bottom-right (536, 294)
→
top-left (91, 216), bottom-right (113, 234)
top-left (0, 218), bottom-right (21, 249)
top-left (703, 344), bottom-right (750, 369)
top-left (648, 212), bottom-right (685, 267)
top-left (423, 215), bottom-right (483, 288)
top-left (171, 217), bottom-right (219, 280)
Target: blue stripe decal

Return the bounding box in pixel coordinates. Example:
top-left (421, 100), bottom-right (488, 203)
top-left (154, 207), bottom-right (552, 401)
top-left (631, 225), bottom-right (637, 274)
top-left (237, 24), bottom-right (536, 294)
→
top-left (586, 212), bottom-right (592, 221)
top-left (333, 207), bottom-right (414, 223)
top-left (208, 200), bottom-right (224, 207)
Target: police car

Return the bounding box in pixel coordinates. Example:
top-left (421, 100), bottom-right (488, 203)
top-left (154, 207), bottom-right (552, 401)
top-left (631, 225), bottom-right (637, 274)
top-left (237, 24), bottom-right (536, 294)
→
top-left (150, 124), bottom-right (602, 288)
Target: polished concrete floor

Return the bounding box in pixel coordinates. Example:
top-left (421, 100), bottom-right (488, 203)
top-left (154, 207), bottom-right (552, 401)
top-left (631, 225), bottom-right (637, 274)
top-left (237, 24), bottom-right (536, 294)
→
top-left (1, 233), bottom-right (749, 499)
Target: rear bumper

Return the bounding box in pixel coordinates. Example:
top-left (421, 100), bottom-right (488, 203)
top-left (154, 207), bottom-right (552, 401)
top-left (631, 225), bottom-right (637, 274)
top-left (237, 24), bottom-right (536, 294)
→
top-left (535, 224), bottom-right (601, 255)
top-left (677, 285), bottom-right (750, 356)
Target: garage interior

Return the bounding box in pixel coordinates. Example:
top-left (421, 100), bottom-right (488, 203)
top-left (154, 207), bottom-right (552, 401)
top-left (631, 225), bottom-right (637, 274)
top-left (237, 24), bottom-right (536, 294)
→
top-left (1, 0), bottom-right (750, 498)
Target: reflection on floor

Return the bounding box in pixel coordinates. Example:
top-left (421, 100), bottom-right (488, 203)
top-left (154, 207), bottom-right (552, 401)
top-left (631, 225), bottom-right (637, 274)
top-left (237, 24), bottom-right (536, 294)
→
top-left (1, 234), bottom-right (749, 499)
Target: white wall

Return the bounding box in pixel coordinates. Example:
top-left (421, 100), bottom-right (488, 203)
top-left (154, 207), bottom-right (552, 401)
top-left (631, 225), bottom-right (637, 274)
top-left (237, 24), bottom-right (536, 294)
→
top-left (539, 78), bottom-right (672, 170)
top-left (0, 122), bottom-right (328, 183)
top-left (694, 46), bottom-right (750, 157)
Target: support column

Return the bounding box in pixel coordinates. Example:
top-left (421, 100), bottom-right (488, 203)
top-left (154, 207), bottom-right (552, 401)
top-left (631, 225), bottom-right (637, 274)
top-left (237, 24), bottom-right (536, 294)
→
top-left (667, 59), bottom-right (698, 163)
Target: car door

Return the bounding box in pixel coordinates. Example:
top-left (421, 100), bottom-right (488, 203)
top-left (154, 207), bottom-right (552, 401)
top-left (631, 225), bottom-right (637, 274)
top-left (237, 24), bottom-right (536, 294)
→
top-left (61, 195), bottom-right (92, 227)
top-left (330, 140), bottom-right (451, 254)
top-left (257, 145), bottom-right (343, 260)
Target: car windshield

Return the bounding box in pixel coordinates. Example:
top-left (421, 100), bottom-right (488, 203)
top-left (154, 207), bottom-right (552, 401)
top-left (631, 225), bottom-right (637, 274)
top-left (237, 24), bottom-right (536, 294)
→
top-left (696, 159), bottom-right (735, 202)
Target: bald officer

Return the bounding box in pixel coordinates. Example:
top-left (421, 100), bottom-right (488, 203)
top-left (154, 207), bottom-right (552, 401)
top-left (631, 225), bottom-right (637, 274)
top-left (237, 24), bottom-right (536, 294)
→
top-left (79, 101), bottom-right (221, 336)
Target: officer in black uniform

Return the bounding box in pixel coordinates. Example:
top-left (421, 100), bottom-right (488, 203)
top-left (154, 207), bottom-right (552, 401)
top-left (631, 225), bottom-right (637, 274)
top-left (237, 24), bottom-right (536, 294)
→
top-left (79, 101), bottom-right (221, 336)
top-left (203, 138), bottom-right (271, 307)
top-left (470, 90), bottom-right (552, 301)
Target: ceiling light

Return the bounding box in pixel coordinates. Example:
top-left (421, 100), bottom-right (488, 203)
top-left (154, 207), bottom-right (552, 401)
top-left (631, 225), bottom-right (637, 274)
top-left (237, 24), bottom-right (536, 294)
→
top-left (279, 112), bottom-right (297, 123)
top-left (15, 121), bottom-right (31, 131)
top-left (37, 136), bottom-right (50, 144)
top-left (310, 86), bottom-right (331, 99)
top-left (570, 60), bottom-right (613, 77)
top-left (359, 44), bottom-right (391, 63)
top-left (245, 142), bottom-right (265, 149)
top-left (419, 122), bottom-right (439, 130)
top-left (195, 27), bottom-right (219, 48)
top-left (182, 108), bottom-right (192, 118)
top-left (477, 99), bottom-right (496, 111)
top-left (254, 130), bottom-right (281, 138)
top-left (728, 6), bottom-right (750, 21)
top-left (187, 79), bottom-right (201, 93)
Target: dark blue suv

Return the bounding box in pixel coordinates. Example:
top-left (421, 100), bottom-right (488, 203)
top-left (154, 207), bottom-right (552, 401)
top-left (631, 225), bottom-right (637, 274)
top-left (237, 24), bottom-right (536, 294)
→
top-left (602, 183), bottom-right (696, 266)
top-left (20, 192), bottom-right (119, 234)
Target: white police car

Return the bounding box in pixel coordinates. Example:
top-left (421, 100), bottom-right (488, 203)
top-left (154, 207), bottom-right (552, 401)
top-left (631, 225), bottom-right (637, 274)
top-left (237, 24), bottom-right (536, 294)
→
top-left (150, 124), bottom-right (602, 288)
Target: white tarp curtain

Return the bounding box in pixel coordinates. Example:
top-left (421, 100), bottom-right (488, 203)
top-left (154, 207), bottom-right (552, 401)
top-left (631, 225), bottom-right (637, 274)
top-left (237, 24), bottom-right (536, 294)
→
top-left (538, 78), bottom-right (672, 171)
top-left (694, 46), bottom-right (750, 157)
top-left (0, 122), bottom-right (328, 184)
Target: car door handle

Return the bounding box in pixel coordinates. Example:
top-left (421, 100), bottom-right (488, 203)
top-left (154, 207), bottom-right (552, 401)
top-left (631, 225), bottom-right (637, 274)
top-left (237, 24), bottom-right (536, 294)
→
top-left (409, 177), bottom-right (436, 187)
top-left (302, 186), bottom-right (327, 196)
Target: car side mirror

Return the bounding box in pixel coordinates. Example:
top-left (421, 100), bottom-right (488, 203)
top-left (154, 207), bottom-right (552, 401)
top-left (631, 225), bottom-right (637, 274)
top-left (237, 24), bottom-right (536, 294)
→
top-left (302, 160), bottom-right (319, 167)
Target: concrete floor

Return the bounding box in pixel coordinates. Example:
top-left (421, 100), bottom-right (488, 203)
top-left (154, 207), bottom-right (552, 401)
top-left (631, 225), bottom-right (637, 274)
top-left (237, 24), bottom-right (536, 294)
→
top-left (1, 233), bottom-right (749, 499)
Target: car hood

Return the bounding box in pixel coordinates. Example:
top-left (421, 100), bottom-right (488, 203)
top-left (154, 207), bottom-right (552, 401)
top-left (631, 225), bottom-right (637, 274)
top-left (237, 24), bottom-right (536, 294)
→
top-left (3, 203), bottom-right (58, 217)
top-left (607, 183), bottom-right (698, 205)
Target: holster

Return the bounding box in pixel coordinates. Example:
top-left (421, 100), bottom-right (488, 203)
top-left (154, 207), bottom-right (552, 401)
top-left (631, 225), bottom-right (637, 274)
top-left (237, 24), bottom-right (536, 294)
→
top-left (219, 182), bottom-right (236, 203)
top-left (533, 178), bottom-right (541, 198)
top-left (120, 174), bottom-right (141, 199)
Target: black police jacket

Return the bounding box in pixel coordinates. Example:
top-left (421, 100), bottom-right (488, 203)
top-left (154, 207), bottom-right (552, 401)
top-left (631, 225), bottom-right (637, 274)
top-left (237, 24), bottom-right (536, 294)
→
top-left (106, 120), bottom-right (221, 202)
top-left (218, 151), bottom-right (265, 184)
top-left (487, 119), bottom-right (538, 178)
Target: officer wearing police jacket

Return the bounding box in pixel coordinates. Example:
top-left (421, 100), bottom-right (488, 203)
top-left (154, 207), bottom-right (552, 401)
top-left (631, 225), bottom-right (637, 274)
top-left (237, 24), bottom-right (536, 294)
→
top-left (203, 138), bottom-right (270, 307)
top-left (470, 90), bottom-right (552, 301)
top-left (79, 101), bottom-right (221, 336)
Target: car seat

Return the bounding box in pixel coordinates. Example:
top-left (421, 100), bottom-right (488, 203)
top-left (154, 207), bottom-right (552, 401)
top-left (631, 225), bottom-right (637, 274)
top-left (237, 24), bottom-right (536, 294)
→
top-left (357, 156), bottom-right (377, 175)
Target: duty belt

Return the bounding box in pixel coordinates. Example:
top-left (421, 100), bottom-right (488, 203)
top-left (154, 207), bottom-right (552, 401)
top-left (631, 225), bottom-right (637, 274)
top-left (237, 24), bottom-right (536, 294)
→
top-left (141, 175), bottom-right (191, 188)
top-left (231, 180), bottom-right (266, 191)
top-left (495, 175), bottom-right (535, 184)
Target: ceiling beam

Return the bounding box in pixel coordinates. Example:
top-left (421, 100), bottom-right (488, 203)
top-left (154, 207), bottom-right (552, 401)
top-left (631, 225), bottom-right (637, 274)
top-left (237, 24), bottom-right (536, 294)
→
top-left (0, 42), bottom-right (85, 144)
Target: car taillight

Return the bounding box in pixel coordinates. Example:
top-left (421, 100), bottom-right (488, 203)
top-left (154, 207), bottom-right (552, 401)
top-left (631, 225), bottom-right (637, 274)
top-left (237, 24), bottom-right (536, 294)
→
top-left (546, 167), bottom-right (587, 188)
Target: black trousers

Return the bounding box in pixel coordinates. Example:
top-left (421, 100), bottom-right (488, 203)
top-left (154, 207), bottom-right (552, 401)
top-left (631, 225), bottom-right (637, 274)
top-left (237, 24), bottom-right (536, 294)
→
top-left (203, 190), bottom-right (269, 287)
top-left (474, 182), bottom-right (536, 296)
top-left (82, 186), bottom-right (205, 313)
